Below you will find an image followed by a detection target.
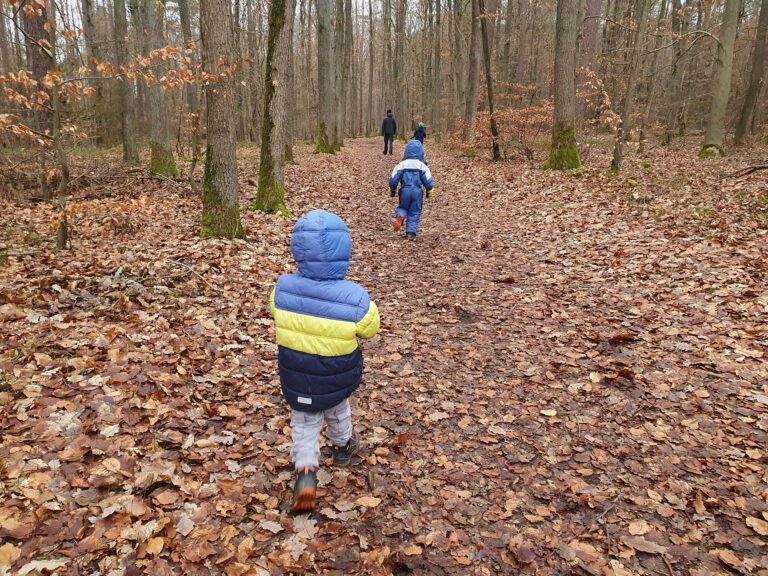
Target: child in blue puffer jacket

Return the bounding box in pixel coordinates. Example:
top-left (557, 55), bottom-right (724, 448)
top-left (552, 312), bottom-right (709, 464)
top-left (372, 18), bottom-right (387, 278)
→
top-left (389, 139), bottom-right (435, 240)
top-left (269, 210), bottom-right (381, 513)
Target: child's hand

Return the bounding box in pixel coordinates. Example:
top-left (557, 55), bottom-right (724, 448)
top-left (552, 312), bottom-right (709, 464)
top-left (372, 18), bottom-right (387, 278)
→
top-left (426, 188), bottom-right (434, 199)
top-left (390, 188), bottom-right (396, 197)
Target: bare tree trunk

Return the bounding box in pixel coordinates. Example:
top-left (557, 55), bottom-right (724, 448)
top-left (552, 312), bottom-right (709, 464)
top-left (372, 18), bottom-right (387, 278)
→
top-left (82, 0), bottom-right (105, 143)
top-left (479, 0), bottom-right (500, 160)
top-left (247, 0), bottom-right (262, 141)
top-left (0, 0), bottom-right (11, 73)
top-left (179, 0), bottom-right (201, 174)
top-left (433, 0), bottom-right (442, 134)
top-left (663, 0), bottom-right (689, 143)
top-left (545, 0), bottom-right (582, 169)
top-left (580, 0), bottom-right (603, 68)
top-left (452, 0), bottom-right (465, 126)
top-left (735, 0), bottom-right (768, 144)
top-left (147, 0), bottom-right (179, 176)
top-left (114, 0), bottom-right (139, 163)
top-left (334, 0), bottom-right (346, 148)
top-left (462, 0), bottom-right (481, 141)
top-left (367, 0), bottom-right (374, 134)
top-left (394, 0), bottom-right (406, 137)
top-left (316, 0), bottom-right (335, 152)
top-left (200, 0), bottom-right (244, 237)
top-left (701, 0), bottom-right (740, 157)
top-left (611, 0), bottom-right (649, 173)
top-left (256, 0), bottom-right (295, 214)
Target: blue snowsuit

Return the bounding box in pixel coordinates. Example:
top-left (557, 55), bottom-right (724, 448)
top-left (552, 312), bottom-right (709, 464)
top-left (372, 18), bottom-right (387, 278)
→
top-left (269, 210), bottom-right (381, 412)
top-left (389, 140), bottom-right (434, 237)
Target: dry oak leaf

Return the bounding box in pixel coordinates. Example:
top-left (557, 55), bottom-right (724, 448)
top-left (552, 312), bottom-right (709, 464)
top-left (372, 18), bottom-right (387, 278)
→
top-left (628, 519), bottom-right (650, 536)
top-left (356, 496), bottom-right (382, 508)
top-left (710, 548), bottom-right (742, 569)
top-left (540, 409), bottom-right (558, 417)
top-left (145, 537), bottom-right (164, 555)
top-left (176, 514), bottom-right (195, 537)
top-left (403, 545), bottom-right (423, 556)
top-left (746, 516), bottom-right (768, 536)
top-left (17, 559), bottom-right (69, 576)
top-left (361, 546), bottom-right (391, 567)
top-left (623, 536), bottom-right (667, 554)
top-left (0, 543), bottom-right (20, 567)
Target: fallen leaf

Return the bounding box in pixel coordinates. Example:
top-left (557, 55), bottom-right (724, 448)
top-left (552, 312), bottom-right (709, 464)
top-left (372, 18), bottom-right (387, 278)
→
top-left (145, 537), bottom-right (164, 555)
top-left (355, 496), bottom-right (382, 508)
top-left (177, 514), bottom-right (194, 537)
top-left (0, 543), bottom-right (20, 567)
top-left (623, 536), bottom-right (667, 554)
top-left (628, 519), bottom-right (650, 536)
top-left (540, 409), bottom-right (557, 417)
top-left (746, 516), bottom-right (768, 536)
top-left (711, 548), bottom-right (742, 568)
top-left (403, 545), bottom-right (423, 556)
top-left (18, 559), bottom-right (69, 576)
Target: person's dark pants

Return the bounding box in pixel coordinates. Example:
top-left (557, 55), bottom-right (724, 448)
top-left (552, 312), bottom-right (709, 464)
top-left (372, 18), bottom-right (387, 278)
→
top-left (383, 134), bottom-right (394, 155)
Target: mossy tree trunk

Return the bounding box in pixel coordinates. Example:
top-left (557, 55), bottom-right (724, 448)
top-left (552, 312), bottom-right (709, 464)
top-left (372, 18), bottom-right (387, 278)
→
top-left (544, 0), bottom-right (582, 170)
top-left (315, 0), bottom-right (336, 153)
top-left (200, 0), bottom-right (244, 239)
top-left (701, 0), bottom-right (740, 157)
top-left (147, 0), bottom-right (179, 177)
top-left (255, 0), bottom-right (295, 214)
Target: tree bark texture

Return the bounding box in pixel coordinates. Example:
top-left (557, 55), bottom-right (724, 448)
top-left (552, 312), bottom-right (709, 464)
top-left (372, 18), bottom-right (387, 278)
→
top-left (256, 0), bottom-right (295, 214)
top-left (611, 0), bottom-right (649, 173)
top-left (0, 0), bottom-right (12, 73)
top-left (701, 0), bottom-right (740, 156)
top-left (23, 3), bottom-right (54, 133)
top-left (545, 0), bottom-right (582, 170)
top-left (114, 0), bottom-right (139, 163)
top-left (315, 0), bottom-right (335, 152)
top-left (146, 0), bottom-right (179, 176)
top-left (479, 0), bottom-right (500, 160)
top-left (734, 0), bottom-right (768, 144)
top-left (462, 0), bottom-right (481, 141)
top-left (200, 0), bottom-right (244, 238)
top-left (178, 0), bottom-right (201, 161)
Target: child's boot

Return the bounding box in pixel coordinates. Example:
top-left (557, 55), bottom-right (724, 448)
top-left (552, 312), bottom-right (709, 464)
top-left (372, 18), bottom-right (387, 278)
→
top-left (333, 429), bottom-right (361, 467)
top-left (290, 466), bottom-right (317, 514)
top-left (393, 215), bottom-right (404, 232)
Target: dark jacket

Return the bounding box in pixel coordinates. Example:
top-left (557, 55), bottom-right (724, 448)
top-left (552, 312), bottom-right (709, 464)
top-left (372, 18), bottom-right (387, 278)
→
top-left (270, 210), bottom-right (380, 412)
top-left (381, 113), bottom-right (397, 136)
top-left (414, 126), bottom-right (426, 143)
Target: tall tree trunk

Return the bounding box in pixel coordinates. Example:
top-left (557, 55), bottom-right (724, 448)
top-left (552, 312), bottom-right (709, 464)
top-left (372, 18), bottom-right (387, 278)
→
top-left (580, 0), bottom-right (603, 68)
top-left (200, 0), bottom-right (244, 237)
top-left (256, 0), bottom-right (295, 214)
top-left (178, 0), bottom-right (201, 171)
top-left (611, 0), bottom-right (649, 173)
top-left (82, 0), bottom-right (105, 142)
top-left (114, 0), bottom-right (139, 163)
top-left (734, 0), bottom-right (768, 144)
top-left (479, 0), bottom-right (500, 160)
top-left (545, 0), bottom-right (582, 169)
top-left (383, 0), bottom-right (392, 109)
top-left (367, 0), bottom-right (374, 134)
top-left (315, 0), bottom-right (335, 152)
top-left (247, 0), bottom-right (262, 141)
top-left (393, 0), bottom-right (406, 137)
top-left (452, 0), bottom-right (465, 126)
top-left (147, 0), bottom-right (179, 176)
top-left (663, 0), bottom-right (689, 143)
top-left (701, 0), bottom-right (740, 157)
top-left (334, 0), bottom-right (345, 148)
top-left (0, 0), bottom-right (11, 73)
top-left (432, 0), bottom-right (442, 134)
top-left (462, 0), bottom-right (481, 141)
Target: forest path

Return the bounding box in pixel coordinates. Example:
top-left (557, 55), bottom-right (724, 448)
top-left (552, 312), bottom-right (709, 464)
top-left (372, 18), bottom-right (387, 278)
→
top-left (1, 137), bottom-right (766, 575)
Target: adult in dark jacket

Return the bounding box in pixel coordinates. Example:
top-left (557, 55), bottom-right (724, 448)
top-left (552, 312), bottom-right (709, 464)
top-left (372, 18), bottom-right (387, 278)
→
top-left (414, 121), bottom-right (426, 143)
top-left (381, 110), bottom-right (396, 155)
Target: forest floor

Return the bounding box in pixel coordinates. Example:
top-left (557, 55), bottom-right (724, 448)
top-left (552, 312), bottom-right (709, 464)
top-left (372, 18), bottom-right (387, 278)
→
top-left (1, 136), bottom-right (767, 576)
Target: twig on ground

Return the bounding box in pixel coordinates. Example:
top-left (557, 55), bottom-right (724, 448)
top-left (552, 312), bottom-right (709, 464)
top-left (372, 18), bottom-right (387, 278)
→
top-left (169, 260), bottom-right (222, 292)
top-left (721, 163), bottom-right (768, 180)
top-left (662, 554), bottom-right (675, 576)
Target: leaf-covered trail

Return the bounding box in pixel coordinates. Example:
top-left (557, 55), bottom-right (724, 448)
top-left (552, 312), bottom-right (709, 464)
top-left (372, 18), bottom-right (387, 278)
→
top-left (1, 138), bottom-right (766, 575)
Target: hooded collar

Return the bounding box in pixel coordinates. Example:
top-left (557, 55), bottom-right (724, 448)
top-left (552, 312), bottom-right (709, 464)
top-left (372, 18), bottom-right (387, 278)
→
top-left (291, 210), bottom-right (351, 280)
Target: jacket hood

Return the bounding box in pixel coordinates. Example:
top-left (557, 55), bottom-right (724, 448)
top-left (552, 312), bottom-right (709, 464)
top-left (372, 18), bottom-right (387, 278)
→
top-left (291, 210), bottom-right (351, 280)
top-left (387, 112), bottom-right (393, 117)
top-left (403, 139), bottom-right (425, 161)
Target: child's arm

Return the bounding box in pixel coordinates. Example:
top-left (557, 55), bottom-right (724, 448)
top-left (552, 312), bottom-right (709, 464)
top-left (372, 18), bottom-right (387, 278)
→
top-left (388, 166), bottom-right (402, 196)
top-left (420, 164), bottom-right (434, 197)
top-left (356, 300), bottom-right (380, 339)
top-left (268, 287), bottom-right (276, 316)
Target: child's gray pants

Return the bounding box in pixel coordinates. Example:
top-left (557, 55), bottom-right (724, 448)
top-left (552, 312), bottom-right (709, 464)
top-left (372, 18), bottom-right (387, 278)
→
top-left (291, 398), bottom-right (352, 470)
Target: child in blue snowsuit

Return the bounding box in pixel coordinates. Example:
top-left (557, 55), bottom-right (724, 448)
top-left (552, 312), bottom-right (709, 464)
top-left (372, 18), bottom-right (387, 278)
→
top-left (269, 210), bottom-right (381, 513)
top-left (389, 139), bottom-right (434, 240)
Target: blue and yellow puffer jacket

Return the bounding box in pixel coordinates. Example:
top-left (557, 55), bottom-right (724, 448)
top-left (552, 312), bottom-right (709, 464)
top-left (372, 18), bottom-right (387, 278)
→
top-left (270, 210), bottom-right (380, 412)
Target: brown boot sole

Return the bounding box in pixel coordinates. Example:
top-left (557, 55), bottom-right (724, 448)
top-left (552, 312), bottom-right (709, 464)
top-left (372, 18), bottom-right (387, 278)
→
top-left (291, 487), bottom-right (316, 514)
